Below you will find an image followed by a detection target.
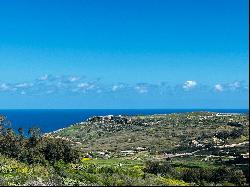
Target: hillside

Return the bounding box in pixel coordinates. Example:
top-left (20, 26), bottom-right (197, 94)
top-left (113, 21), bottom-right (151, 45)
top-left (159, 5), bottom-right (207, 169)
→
top-left (1, 111), bottom-right (249, 186)
top-left (50, 112), bottom-right (249, 157)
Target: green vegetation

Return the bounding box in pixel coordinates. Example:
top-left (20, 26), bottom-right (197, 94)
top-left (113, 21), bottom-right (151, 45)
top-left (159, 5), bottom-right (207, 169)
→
top-left (0, 112), bottom-right (249, 186)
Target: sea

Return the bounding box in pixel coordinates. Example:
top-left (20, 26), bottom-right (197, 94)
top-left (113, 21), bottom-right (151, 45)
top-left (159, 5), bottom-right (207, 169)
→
top-left (0, 109), bottom-right (248, 134)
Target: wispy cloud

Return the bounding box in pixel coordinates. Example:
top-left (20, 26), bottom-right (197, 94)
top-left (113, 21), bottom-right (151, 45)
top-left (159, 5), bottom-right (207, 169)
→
top-left (76, 82), bottom-right (96, 92)
top-left (68, 76), bottom-right (80, 82)
top-left (0, 83), bottom-right (11, 91)
top-left (134, 83), bottom-right (160, 94)
top-left (20, 91), bottom-right (26, 95)
top-left (39, 74), bottom-right (49, 81)
top-left (214, 84), bottom-right (223, 92)
top-left (0, 83), bottom-right (18, 92)
top-left (214, 81), bottom-right (248, 93)
top-left (228, 81), bottom-right (241, 90)
top-left (112, 83), bottom-right (127, 92)
top-left (183, 80), bottom-right (197, 90)
top-left (135, 85), bottom-right (148, 94)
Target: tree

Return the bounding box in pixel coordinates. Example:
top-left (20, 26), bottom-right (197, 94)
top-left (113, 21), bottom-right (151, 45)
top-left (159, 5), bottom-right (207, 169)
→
top-left (0, 127), bottom-right (20, 158)
top-left (28, 127), bottom-right (42, 147)
top-left (43, 137), bottom-right (80, 163)
top-left (0, 115), bottom-right (11, 135)
top-left (17, 127), bottom-right (25, 141)
top-left (144, 160), bottom-right (172, 175)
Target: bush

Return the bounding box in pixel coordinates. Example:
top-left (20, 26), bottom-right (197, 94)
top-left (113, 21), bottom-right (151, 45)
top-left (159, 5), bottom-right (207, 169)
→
top-left (144, 160), bottom-right (172, 175)
top-left (0, 125), bottom-right (80, 165)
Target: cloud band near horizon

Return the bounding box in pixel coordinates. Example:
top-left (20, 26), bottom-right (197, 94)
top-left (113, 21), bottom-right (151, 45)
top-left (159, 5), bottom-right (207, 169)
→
top-left (0, 74), bottom-right (248, 96)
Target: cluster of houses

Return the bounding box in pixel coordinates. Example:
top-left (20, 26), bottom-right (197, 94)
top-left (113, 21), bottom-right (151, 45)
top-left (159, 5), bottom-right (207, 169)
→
top-left (84, 146), bottom-right (147, 159)
top-left (87, 115), bottom-right (130, 124)
top-left (120, 147), bottom-right (147, 156)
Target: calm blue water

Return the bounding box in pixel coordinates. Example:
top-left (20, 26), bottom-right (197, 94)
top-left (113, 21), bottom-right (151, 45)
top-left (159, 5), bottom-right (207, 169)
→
top-left (0, 109), bottom-right (248, 134)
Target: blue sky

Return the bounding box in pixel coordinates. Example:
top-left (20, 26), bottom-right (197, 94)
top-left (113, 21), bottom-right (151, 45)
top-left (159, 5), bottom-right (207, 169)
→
top-left (0, 0), bottom-right (249, 109)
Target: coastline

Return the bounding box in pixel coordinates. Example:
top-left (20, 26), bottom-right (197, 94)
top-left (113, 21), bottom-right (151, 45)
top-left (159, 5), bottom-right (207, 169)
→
top-left (1, 109), bottom-right (248, 134)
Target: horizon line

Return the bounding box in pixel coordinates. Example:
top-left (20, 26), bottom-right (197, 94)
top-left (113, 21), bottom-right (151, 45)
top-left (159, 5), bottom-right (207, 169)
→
top-left (0, 108), bottom-right (248, 110)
